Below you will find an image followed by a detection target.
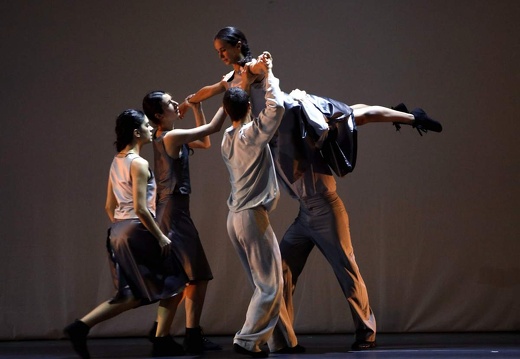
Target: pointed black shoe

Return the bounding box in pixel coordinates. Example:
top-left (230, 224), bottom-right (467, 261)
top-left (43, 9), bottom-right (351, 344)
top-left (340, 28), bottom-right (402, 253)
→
top-left (391, 103), bottom-right (442, 135)
top-left (272, 344), bottom-right (306, 354)
top-left (233, 343), bottom-right (269, 358)
top-left (411, 108), bottom-right (443, 134)
top-left (351, 340), bottom-right (376, 351)
top-left (151, 335), bottom-right (185, 357)
top-left (63, 320), bottom-right (90, 359)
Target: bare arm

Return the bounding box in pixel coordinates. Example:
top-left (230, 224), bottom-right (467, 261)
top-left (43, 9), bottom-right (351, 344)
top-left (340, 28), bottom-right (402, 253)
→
top-left (186, 100), bottom-right (210, 149)
top-left (105, 177), bottom-right (117, 223)
top-left (178, 81), bottom-right (227, 118)
top-left (163, 106), bottom-right (227, 156)
top-left (131, 157), bottom-right (171, 255)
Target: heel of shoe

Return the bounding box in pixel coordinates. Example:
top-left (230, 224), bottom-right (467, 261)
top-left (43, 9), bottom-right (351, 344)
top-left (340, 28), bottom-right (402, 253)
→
top-left (183, 327), bottom-right (203, 354)
top-left (391, 103), bottom-right (409, 132)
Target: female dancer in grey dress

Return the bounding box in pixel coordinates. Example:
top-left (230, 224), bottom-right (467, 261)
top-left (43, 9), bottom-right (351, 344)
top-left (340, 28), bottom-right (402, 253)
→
top-left (63, 109), bottom-right (188, 358)
top-left (142, 93), bottom-right (226, 354)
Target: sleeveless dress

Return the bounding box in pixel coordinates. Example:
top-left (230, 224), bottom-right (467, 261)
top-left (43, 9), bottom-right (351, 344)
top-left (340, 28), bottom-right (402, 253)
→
top-left (153, 134), bottom-right (213, 282)
top-left (107, 152), bottom-right (187, 304)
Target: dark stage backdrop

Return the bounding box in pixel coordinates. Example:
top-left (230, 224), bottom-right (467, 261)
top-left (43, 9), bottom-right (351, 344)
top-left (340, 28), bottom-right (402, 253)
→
top-left (1, 0), bottom-right (519, 339)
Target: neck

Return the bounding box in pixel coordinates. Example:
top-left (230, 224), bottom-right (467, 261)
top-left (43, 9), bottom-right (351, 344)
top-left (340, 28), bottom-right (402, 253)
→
top-left (233, 63), bottom-right (243, 73)
top-left (120, 143), bottom-right (139, 155)
top-left (157, 124), bottom-right (173, 135)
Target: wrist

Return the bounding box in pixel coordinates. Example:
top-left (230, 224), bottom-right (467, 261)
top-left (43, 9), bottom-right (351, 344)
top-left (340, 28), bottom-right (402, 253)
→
top-left (186, 97), bottom-right (199, 104)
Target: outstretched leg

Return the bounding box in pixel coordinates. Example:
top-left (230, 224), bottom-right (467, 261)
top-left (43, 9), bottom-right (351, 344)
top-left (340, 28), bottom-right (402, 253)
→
top-left (352, 103), bottom-right (442, 134)
top-left (351, 104), bottom-right (413, 126)
top-left (64, 296), bottom-right (141, 359)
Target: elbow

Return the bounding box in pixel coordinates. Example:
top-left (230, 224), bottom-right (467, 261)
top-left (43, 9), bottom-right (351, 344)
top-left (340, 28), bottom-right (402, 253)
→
top-left (134, 206), bottom-right (150, 221)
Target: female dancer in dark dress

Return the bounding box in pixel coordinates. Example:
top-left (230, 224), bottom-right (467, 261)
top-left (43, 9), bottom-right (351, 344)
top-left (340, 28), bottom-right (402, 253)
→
top-left (142, 93), bottom-right (226, 354)
top-left (64, 109), bottom-right (188, 358)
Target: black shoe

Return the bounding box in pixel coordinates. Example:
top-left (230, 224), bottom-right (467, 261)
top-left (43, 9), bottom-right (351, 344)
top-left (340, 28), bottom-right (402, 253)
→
top-left (351, 340), bottom-right (376, 351)
top-left (183, 327), bottom-right (203, 354)
top-left (63, 320), bottom-right (90, 359)
top-left (391, 103), bottom-right (442, 136)
top-left (411, 108), bottom-right (443, 134)
top-left (391, 103), bottom-right (409, 132)
top-left (147, 321), bottom-right (157, 342)
top-left (152, 335), bottom-right (185, 357)
top-left (200, 327), bottom-right (223, 351)
top-left (233, 343), bottom-right (269, 358)
top-left (149, 321), bottom-right (222, 351)
top-left (272, 344), bottom-right (306, 354)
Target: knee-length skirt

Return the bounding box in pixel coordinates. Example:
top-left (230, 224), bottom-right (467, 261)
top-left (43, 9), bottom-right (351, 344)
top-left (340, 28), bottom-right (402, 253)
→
top-left (107, 219), bottom-right (188, 304)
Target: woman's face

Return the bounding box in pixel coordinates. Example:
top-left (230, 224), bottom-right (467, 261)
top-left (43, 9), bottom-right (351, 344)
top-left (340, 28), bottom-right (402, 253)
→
top-left (137, 116), bottom-right (154, 144)
top-left (160, 93), bottom-right (180, 122)
top-left (214, 38), bottom-right (243, 66)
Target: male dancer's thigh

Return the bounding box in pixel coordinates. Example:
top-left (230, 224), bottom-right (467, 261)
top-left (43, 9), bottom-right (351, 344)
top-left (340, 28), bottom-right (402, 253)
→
top-left (279, 213), bottom-right (316, 284)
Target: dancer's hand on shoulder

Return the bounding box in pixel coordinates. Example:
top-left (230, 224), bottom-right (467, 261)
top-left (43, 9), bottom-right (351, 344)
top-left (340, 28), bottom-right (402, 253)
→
top-left (242, 62), bottom-right (259, 85)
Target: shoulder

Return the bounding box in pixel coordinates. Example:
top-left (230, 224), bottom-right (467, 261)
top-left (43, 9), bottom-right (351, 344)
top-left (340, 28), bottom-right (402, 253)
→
top-left (222, 70), bottom-right (235, 83)
top-left (130, 156), bottom-right (149, 172)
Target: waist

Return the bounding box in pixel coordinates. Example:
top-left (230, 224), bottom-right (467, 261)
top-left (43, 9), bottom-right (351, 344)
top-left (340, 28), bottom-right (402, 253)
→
top-left (298, 191), bottom-right (338, 207)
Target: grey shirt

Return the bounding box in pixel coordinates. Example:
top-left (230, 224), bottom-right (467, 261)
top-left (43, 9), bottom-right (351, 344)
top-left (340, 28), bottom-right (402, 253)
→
top-left (110, 153), bottom-right (156, 219)
top-left (221, 71), bottom-right (284, 213)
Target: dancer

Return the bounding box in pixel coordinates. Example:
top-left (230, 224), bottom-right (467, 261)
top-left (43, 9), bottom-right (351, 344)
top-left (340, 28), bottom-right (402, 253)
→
top-left (178, 26), bottom-right (442, 137)
top-left (63, 109), bottom-right (188, 358)
top-left (178, 26), bottom-right (442, 352)
top-left (220, 53), bottom-right (297, 358)
top-left (142, 92), bottom-right (226, 353)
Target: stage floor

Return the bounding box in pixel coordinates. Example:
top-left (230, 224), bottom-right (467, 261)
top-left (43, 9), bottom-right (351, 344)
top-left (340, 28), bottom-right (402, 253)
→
top-left (0, 332), bottom-right (518, 358)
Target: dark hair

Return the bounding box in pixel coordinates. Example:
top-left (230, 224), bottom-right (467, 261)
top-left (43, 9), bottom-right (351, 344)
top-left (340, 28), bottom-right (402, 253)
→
top-left (114, 109), bottom-right (145, 152)
top-left (223, 87), bottom-right (250, 121)
top-left (214, 26), bottom-right (252, 66)
top-left (142, 91), bottom-right (165, 126)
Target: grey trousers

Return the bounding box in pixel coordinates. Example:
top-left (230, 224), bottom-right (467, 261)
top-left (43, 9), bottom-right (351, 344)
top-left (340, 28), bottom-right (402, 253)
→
top-left (227, 207), bottom-right (297, 352)
top-left (278, 192), bottom-right (376, 343)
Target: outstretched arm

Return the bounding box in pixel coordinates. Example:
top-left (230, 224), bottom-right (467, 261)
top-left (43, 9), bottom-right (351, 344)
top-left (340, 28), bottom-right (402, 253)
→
top-left (178, 81), bottom-right (227, 118)
top-left (249, 52), bottom-right (285, 142)
top-left (163, 106), bottom-right (227, 156)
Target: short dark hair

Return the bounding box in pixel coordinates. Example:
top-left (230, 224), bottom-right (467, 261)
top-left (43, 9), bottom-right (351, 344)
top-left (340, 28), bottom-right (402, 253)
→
top-left (223, 87), bottom-right (250, 121)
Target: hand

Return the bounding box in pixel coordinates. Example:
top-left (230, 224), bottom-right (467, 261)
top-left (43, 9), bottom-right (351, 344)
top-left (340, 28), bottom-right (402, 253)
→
top-left (256, 51), bottom-right (272, 71)
top-left (178, 101), bottom-right (189, 119)
top-left (157, 234), bottom-right (171, 256)
top-left (185, 94), bottom-right (200, 109)
top-left (241, 62), bottom-right (259, 86)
